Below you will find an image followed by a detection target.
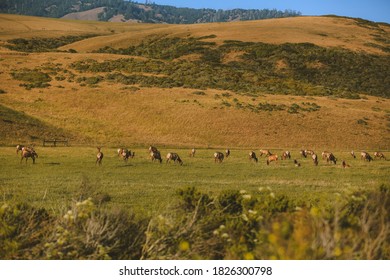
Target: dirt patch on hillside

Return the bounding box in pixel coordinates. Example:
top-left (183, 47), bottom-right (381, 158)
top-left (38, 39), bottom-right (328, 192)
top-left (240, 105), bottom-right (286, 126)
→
top-left (222, 51), bottom-right (246, 63)
top-left (61, 7), bottom-right (105, 21)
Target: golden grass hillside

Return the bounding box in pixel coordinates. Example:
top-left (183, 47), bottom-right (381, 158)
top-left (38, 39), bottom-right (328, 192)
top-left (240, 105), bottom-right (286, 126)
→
top-left (0, 14), bottom-right (389, 149)
top-left (1, 14), bottom-right (389, 54)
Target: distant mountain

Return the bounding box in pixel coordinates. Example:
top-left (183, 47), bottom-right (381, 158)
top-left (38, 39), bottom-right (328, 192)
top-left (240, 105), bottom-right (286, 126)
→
top-left (0, 0), bottom-right (301, 23)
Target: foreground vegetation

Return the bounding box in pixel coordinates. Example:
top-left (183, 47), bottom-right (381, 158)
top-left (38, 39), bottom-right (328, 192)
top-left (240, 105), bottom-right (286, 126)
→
top-left (0, 147), bottom-right (389, 259)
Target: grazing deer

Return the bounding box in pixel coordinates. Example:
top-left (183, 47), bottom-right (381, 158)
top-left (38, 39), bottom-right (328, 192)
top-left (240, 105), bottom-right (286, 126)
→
top-left (266, 154), bottom-right (278, 165)
top-left (150, 150), bottom-right (162, 163)
top-left (361, 151), bottom-right (373, 162)
top-left (121, 149), bottom-right (135, 162)
top-left (20, 147), bottom-right (38, 164)
top-left (214, 152), bottom-right (224, 163)
top-left (96, 147), bottom-right (103, 165)
top-left (312, 154), bottom-right (318, 166)
top-left (374, 152), bottom-right (386, 160)
top-left (189, 148), bottom-right (196, 157)
top-left (350, 150), bottom-right (356, 159)
top-left (166, 152), bottom-right (183, 165)
top-left (326, 153), bottom-right (337, 164)
top-left (249, 151), bottom-right (258, 163)
top-left (281, 151), bottom-right (291, 160)
top-left (225, 149), bottom-right (231, 158)
top-left (321, 151), bottom-right (330, 160)
top-left (259, 149), bottom-right (272, 157)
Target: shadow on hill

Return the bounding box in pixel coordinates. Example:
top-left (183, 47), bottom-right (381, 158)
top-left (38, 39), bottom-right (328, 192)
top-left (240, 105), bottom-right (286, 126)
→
top-left (0, 104), bottom-right (74, 145)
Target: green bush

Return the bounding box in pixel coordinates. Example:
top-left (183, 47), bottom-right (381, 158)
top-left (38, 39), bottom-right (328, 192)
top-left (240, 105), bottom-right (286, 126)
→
top-left (6, 35), bottom-right (98, 53)
top-left (44, 199), bottom-right (147, 260)
top-left (192, 91), bottom-right (206, 96)
top-left (11, 69), bottom-right (51, 89)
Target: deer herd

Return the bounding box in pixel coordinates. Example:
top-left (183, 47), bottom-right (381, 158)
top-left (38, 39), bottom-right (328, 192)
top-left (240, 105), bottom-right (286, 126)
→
top-left (15, 144), bottom-right (387, 169)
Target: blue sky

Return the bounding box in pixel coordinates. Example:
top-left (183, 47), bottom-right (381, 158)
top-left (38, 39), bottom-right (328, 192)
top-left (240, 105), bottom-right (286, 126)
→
top-left (151, 0), bottom-right (390, 23)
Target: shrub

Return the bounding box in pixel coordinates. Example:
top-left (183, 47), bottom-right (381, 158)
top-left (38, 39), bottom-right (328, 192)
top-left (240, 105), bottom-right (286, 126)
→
top-left (357, 119), bottom-right (368, 125)
top-left (2, 185), bottom-right (388, 260)
top-left (44, 198), bottom-right (147, 260)
top-left (6, 35), bottom-right (99, 53)
top-left (141, 185), bottom-right (390, 260)
top-left (192, 91), bottom-right (206, 96)
top-left (11, 69), bottom-right (51, 89)
top-left (0, 203), bottom-right (52, 259)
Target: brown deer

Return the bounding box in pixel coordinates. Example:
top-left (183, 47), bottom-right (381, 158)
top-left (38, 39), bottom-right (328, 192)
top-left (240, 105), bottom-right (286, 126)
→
top-left (121, 149), bottom-right (135, 162)
top-left (312, 153), bottom-right (319, 166)
top-left (374, 152), bottom-right (386, 160)
top-left (249, 151), bottom-right (258, 163)
top-left (225, 149), bottom-right (231, 158)
top-left (189, 148), bottom-right (196, 157)
top-left (259, 149), bottom-right (272, 157)
top-left (20, 147), bottom-right (38, 164)
top-left (361, 151), bottom-right (373, 162)
top-left (166, 152), bottom-right (183, 165)
top-left (326, 153), bottom-right (337, 164)
top-left (281, 151), bottom-right (291, 160)
top-left (266, 154), bottom-right (278, 165)
top-left (96, 147), bottom-right (104, 165)
top-left (214, 152), bottom-right (224, 163)
top-left (321, 151), bottom-right (330, 160)
top-left (150, 150), bottom-right (162, 163)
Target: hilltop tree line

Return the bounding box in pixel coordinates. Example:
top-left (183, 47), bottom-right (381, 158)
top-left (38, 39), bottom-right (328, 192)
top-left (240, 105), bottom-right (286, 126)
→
top-left (0, 0), bottom-right (301, 23)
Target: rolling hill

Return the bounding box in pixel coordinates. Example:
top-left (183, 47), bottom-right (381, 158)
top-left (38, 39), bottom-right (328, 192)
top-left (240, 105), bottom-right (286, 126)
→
top-left (0, 14), bottom-right (389, 149)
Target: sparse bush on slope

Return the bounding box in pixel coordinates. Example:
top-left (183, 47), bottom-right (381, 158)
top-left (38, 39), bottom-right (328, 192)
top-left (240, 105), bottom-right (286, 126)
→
top-left (6, 35), bottom-right (99, 53)
top-left (91, 37), bottom-right (390, 98)
top-left (11, 69), bottom-right (51, 89)
top-left (7, 34), bottom-right (389, 98)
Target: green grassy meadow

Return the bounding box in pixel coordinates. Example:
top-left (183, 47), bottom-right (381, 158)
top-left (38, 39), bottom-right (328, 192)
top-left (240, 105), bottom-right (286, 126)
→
top-left (1, 146), bottom-right (388, 216)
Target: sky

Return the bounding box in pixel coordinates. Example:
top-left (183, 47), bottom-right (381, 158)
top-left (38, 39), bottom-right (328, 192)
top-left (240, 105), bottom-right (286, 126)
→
top-left (151, 0), bottom-right (390, 23)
